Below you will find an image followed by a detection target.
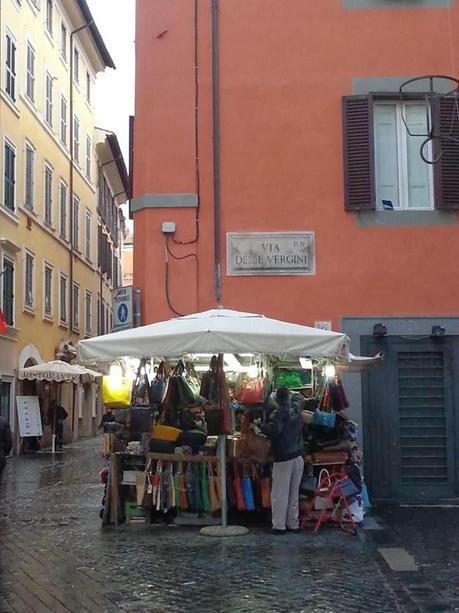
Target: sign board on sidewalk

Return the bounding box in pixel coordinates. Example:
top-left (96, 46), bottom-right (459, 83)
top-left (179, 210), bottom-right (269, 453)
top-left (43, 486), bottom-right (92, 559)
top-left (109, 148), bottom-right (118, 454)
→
top-left (227, 232), bottom-right (316, 276)
top-left (112, 286), bottom-right (135, 331)
top-left (16, 396), bottom-right (43, 438)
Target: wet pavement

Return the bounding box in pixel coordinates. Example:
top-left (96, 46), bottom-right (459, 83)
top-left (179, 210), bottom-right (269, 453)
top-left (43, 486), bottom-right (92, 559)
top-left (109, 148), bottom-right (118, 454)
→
top-left (0, 437), bottom-right (458, 612)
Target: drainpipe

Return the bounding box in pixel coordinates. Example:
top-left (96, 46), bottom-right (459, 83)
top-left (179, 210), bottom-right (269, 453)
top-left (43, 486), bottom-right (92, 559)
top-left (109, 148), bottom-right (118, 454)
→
top-left (69, 22), bottom-right (93, 333)
top-left (211, 0), bottom-right (222, 302)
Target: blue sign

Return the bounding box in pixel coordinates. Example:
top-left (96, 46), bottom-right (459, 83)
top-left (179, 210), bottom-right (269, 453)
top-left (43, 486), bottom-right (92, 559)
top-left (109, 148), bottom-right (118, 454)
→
top-left (117, 303), bottom-right (129, 323)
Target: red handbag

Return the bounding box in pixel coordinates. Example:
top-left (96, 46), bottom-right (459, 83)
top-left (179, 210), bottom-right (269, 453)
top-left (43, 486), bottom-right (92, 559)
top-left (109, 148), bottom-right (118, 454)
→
top-left (233, 465), bottom-right (245, 511)
top-left (238, 378), bottom-right (265, 405)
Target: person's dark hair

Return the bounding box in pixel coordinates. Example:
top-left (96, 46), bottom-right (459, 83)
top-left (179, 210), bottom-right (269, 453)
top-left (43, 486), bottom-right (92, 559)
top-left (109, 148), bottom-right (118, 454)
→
top-left (275, 387), bottom-right (290, 404)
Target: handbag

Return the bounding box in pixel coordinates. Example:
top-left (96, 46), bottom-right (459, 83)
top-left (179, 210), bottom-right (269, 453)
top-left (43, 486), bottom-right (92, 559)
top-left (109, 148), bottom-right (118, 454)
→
top-left (200, 463), bottom-right (211, 513)
top-left (239, 377), bottom-right (265, 405)
top-left (233, 465), bottom-right (245, 511)
top-left (178, 463), bottom-right (188, 510)
top-left (242, 474), bottom-right (255, 511)
top-left (239, 429), bottom-right (271, 463)
top-left (102, 375), bottom-right (131, 407)
top-left (151, 361), bottom-right (169, 404)
top-left (208, 463), bottom-right (220, 512)
top-left (312, 451), bottom-right (348, 464)
top-left (314, 468), bottom-right (333, 511)
top-left (200, 355), bottom-right (218, 401)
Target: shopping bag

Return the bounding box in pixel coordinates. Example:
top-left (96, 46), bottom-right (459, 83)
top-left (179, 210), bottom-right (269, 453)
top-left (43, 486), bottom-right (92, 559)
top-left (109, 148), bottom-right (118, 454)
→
top-left (208, 463), bottom-right (220, 512)
top-left (200, 463), bottom-right (211, 513)
top-left (239, 378), bottom-right (265, 405)
top-left (242, 476), bottom-right (255, 511)
top-left (233, 467), bottom-right (245, 511)
top-left (102, 375), bottom-right (131, 407)
top-left (348, 495), bottom-right (364, 523)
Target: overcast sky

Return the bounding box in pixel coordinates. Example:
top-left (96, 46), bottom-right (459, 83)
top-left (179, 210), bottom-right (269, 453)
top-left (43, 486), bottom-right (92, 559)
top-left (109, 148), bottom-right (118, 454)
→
top-left (86, 0), bottom-right (136, 164)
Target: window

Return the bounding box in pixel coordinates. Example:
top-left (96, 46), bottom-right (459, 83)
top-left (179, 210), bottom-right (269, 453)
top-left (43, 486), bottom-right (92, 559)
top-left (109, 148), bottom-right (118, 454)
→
top-left (26, 42), bottom-right (35, 103)
top-left (85, 290), bottom-right (91, 335)
top-left (5, 33), bottom-right (17, 102)
top-left (59, 181), bottom-right (67, 238)
top-left (374, 102), bottom-right (433, 211)
top-left (85, 209), bottom-right (91, 260)
top-left (46, 0), bottom-right (53, 36)
top-left (2, 258), bottom-right (14, 327)
top-left (86, 71), bottom-right (91, 104)
top-left (44, 264), bottom-right (52, 319)
top-left (45, 72), bottom-right (53, 126)
top-left (85, 136), bottom-right (91, 179)
top-left (73, 46), bottom-right (79, 84)
top-left (25, 143), bottom-right (35, 210)
top-left (72, 195), bottom-right (79, 249)
top-left (73, 115), bottom-right (79, 162)
top-left (60, 22), bottom-right (67, 61)
top-left (24, 252), bottom-right (34, 310)
top-left (72, 282), bottom-right (79, 330)
top-left (343, 94), bottom-right (459, 212)
top-left (60, 95), bottom-right (67, 145)
top-left (44, 164), bottom-right (53, 225)
top-left (59, 273), bottom-right (67, 323)
top-left (0, 382), bottom-right (11, 423)
top-left (4, 140), bottom-right (16, 212)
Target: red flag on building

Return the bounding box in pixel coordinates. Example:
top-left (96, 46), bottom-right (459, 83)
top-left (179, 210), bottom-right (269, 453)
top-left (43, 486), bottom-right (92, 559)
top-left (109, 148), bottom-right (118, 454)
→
top-left (0, 309), bottom-right (8, 334)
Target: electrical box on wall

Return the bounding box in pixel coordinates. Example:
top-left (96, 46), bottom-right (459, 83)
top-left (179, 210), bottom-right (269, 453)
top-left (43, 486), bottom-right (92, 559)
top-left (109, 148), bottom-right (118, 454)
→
top-left (161, 222), bottom-right (176, 234)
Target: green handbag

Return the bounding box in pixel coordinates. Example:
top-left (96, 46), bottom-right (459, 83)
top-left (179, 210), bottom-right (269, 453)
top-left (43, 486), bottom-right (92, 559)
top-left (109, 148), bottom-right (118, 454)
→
top-left (200, 463), bottom-right (211, 513)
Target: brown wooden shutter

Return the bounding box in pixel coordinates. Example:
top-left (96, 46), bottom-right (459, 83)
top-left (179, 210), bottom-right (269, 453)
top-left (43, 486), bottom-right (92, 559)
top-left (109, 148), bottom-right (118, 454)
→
top-left (342, 95), bottom-right (375, 211)
top-left (433, 94), bottom-right (459, 210)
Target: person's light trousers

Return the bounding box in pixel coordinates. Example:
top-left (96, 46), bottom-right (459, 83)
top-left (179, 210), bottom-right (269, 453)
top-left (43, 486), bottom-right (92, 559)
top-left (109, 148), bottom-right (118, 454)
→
top-left (271, 455), bottom-right (304, 530)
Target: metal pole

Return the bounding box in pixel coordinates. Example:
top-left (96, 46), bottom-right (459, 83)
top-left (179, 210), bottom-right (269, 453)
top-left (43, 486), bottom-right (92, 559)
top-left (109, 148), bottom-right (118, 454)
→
top-left (218, 434), bottom-right (227, 528)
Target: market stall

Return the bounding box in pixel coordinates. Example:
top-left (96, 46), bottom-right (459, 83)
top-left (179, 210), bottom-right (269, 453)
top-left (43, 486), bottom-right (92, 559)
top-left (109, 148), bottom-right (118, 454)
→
top-left (77, 308), bottom-right (380, 533)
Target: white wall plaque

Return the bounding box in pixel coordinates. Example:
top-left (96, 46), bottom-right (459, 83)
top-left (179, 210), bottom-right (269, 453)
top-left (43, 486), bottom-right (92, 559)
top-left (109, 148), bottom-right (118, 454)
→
top-left (16, 396), bottom-right (43, 438)
top-left (227, 232), bottom-right (315, 276)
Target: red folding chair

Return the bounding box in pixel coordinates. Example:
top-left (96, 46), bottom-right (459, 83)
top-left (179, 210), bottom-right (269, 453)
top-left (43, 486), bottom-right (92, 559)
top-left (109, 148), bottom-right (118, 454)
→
top-left (312, 471), bottom-right (357, 535)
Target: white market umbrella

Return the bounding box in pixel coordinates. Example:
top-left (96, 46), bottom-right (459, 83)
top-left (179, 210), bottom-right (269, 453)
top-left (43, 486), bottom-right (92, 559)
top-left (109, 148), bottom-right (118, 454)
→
top-left (18, 360), bottom-right (102, 454)
top-left (18, 359), bottom-right (102, 383)
top-left (77, 308), bottom-right (350, 362)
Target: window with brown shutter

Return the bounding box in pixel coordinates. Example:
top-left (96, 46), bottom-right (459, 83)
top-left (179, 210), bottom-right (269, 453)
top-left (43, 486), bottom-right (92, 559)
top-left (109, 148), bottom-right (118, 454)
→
top-left (433, 94), bottom-right (459, 210)
top-left (342, 95), bottom-right (375, 211)
top-left (343, 93), bottom-right (459, 212)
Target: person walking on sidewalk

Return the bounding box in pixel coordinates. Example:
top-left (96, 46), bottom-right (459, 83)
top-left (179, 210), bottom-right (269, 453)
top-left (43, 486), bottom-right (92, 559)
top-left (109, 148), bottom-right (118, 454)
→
top-left (48, 401), bottom-right (68, 451)
top-left (259, 387), bottom-right (305, 534)
top-left (0, 416), bottom-right (12, 484)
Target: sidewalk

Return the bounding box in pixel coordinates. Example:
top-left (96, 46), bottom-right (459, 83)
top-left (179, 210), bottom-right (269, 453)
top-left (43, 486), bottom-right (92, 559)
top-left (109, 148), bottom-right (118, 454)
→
top-left (0, 438), bottom-right (456, 612)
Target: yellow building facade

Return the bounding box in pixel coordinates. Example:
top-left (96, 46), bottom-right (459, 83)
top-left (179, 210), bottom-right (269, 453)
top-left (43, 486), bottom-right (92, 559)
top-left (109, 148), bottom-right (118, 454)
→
top-left (0, 0), bottom-right (127, 447)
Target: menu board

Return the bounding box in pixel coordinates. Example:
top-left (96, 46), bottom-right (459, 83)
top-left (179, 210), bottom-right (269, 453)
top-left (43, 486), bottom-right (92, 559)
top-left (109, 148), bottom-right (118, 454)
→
top-left (16, 396), bottom-right (43, 437)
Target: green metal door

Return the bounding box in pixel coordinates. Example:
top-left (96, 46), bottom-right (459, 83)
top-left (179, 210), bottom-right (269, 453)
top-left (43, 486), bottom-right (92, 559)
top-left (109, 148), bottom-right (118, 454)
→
top-left (362, 337), bottom-right (456, 502)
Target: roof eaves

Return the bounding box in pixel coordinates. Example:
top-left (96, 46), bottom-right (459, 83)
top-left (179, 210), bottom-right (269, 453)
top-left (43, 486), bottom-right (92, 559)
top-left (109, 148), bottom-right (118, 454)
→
top-left (76, 0), bottom-right (116, 70)
top-left (106, 134), bottom-right (130, 196)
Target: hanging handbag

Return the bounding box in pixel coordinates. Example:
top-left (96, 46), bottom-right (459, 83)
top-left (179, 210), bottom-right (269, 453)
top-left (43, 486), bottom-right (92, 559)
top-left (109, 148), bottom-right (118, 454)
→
top-left (314, 468), bottom-right (333, 511)
top-left (178, 463), bottom-right (188, 510)
top-left (260, 470), bottom-right (271, 509)
top-left (238, 377), bottom-right (265, 405)
top-left (233, 464), bottom-right (245, 511)
top-left (102, 375), bottom-right (131, 408)
top-left (242, 471), bottom-right (255, 511)
top-left (208, 463), bottom-right (220, 512)
top-left (200, 463), bottom-right (211, 513)
top-left (151, 361), bottom-right (169, 404)
top-left (200, 355), bottom-right (218, 401)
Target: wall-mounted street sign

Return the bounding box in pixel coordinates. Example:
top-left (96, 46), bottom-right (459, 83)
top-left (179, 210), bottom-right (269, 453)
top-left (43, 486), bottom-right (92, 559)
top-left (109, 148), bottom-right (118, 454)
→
top-left (227, 232), bottom-right (315, 276)
top-left (112, 286), bottom-right (135, 331)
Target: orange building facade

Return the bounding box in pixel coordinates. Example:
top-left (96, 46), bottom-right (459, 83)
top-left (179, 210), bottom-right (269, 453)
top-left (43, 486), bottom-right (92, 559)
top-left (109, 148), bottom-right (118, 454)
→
top-left (133, 0), bottom-right (459, 502)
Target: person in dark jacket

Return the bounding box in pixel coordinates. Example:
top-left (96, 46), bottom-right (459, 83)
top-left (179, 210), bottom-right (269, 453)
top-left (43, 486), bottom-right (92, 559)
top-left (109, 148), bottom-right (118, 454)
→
top-left (0, 416), bottom-right (13, 484)
top-left (259, 387), bottom-right (305, 534)
top-left (48, 401), bottom-right (68, 451)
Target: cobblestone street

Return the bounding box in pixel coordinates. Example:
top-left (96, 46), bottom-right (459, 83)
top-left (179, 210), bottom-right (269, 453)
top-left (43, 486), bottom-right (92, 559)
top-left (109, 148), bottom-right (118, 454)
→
top-left (0, 438), bottom-right (457, 613)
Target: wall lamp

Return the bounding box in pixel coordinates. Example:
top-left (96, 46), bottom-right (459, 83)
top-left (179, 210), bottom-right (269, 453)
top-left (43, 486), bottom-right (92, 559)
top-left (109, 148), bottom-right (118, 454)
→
top-left (373, 323), bottom-right (387, 338)
top-left (431, 325), bottom-right (446, 338)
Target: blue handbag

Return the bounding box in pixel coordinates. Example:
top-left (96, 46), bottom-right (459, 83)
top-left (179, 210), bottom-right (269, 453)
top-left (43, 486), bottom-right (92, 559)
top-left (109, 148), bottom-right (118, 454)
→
top-left (242, 477), bottom-right (255, 511)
